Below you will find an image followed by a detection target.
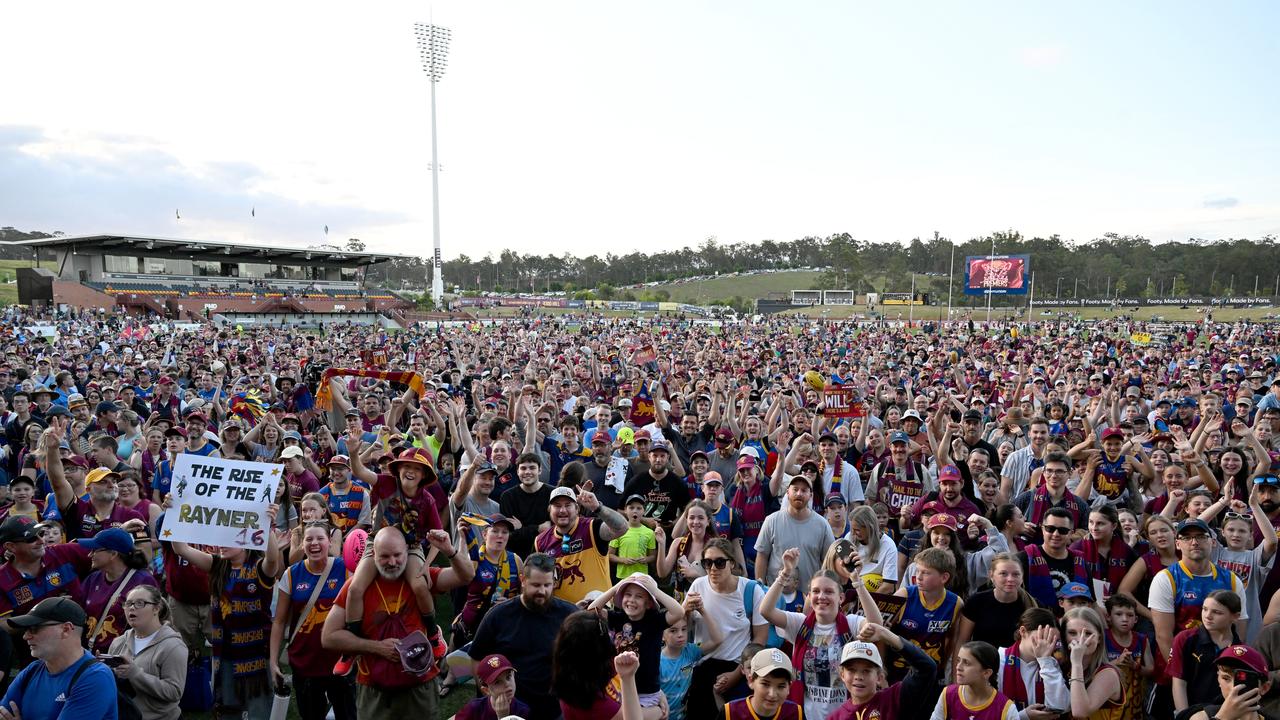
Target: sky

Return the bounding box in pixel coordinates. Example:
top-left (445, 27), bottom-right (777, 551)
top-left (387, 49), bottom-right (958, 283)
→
top-left (2, 2), bottom-right (1279, 261)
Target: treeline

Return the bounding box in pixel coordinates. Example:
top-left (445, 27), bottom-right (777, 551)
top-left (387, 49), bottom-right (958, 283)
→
top-left (8, 226), bottom-right (1280, 300)
top-left (443, 231), bottom-right (1280, 299)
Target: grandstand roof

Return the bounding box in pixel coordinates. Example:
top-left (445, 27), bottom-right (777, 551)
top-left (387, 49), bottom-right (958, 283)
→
top-left (3, 234), bottom-right (414, 268)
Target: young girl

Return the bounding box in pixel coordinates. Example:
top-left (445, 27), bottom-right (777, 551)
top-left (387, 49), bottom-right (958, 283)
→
top-left (1070, 505), bottom-right (1137, 601)
top-left (1064, 607), bottom-right (1126, 720)
top-left (660, 604), bottom-right (723, 720)
top-left (995, 608), bottom-right (1069, 713)
top-left (1116, 515), bottom-right (1178, 628)
top-left (656, 501), bottom-right (721, 599)
top-left (287, 492), bottom-right (343, 564)
top-left (929, 641), bottom-right (1018, 720)
top-left (955, 554), bottom-right (1036, 650)
top-left (758, 548), bottom-right (884, 719)
top-left (1168, 590), bottom-right (1242, 713)
top-left (588, 572), bottom-right (686, 717)
top-left (902, 514), bottom-right (970, 597)
top-left (849, 505), bottom-right (898, 593)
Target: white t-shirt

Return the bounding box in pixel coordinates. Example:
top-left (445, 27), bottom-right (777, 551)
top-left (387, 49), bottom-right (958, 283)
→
top-left (1147, 564), bottom-right (1248, 619)
top-left (777, 610), bottom-right (867, 720)
top-left (688, 575), bottom-right (766, 663)
top-left (846, 532), bottom-right (900, 592)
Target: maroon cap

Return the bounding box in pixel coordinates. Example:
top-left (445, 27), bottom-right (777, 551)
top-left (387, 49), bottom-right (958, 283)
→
top-left (938, 465), bottom-right (963, 484)
top-left (164, 427), bottom-right (188, 439)
top-left (634, 429), bottom-right (651, 442)
top-left (185, 411), bottom-right (207, 423)
top-left (476, 653), bottom-right (515, 686)
top-left (920, 500), bottom-right (947, 515)
top-left (715, 427), bottom-right (734, 442)
top-left (64, 454), bottom-right (90, 469)
top-left (1216, 645), bottom-right (1269, 676)
top-left (591, 429), bottom-right (612, 445)
top-left (1101, 427), bottom-right (1125, 441)
top-left (157, 376), bottom-right (175, 385)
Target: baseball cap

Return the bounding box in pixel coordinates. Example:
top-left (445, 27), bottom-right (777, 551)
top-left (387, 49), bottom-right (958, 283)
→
top-left (624, 494), bottom-right (647, 507)
top-left (328, 455), bottom-right (350, 468)
top-left (714, 427), bottom-right (734, 443)
top-left (344, 408), bottom-right (361, 418)
top-left (1216, 645), bottom-right (1269, 676)
top-left (817, 431), bottom-right (838, 444)
top-left (549, 486), bottom-right (578, 504)
top-left (749, 648), bottom-right (796, 681)
top-left (634, 429), bottom-right (651, 442)
top-left (927, 513), bottom-right (958, 532)
top-left (649, 439), bottom-right (670, 454)
top-left (476, 654), bottom-right (516, 686)
top-left (591, 429), bottom-right (612, 445)
top-left (1101, 427), bottom-right (1125, 441)
top-left (902, 409), bottom-right (922, 422)
top-left (1176, 518), bottom-right (1212, 536)
top-left (889, 431), bottom-right (910, 445)
top-left (164, 427), bottom-right (188, 439)
top-left (66, 393), bottom-right (87, 408)
top-left (1058, 582), bottom-right (1092, 600)
top-left (85, 467), bottom-right (121, 485)
top-left (75, 527), bottom-right (135, 554)
top-left (839, 641), bottom-right (884, 670)
top-left (824, 494), bottom-right (847, 508)
top-left (8, 597), bottom-right (87, 628)
top-left (44, 405), bottom-right (71, 419)
top-left (736, 455), bottom-right (757, 472)
top-left (280, 446), bottom-right (305, 459)
top-left (486, 514), bottom-right (516, 532)
top-left (785, 472), bottom-right (812, 491)
top-left (282, 430), bottom-right (304, 443)
top-left (0, 517), bottom-right (39, 544)
top-left (938, 465), bottom-right (963, 484)
top-left (690, 450), bottom-right (709, 462)
top-left (701, 471), bottom-right (724, 486)
top-left (962, 410), bottom-right (983, 421)
top-left (617, 427), bottom-right (635, 445)
top-left (95, 401), bottom-right (119, 414)
top-left (64, 454), bottom-right (90, 469)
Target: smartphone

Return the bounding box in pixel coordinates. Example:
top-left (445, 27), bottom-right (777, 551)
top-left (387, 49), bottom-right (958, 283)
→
top-left (98, 654), bottom-right (126, 667)
top-left (1234, 669), bottom-right (1262, 693)
top-left (833, 539), bottom-right (857, 566)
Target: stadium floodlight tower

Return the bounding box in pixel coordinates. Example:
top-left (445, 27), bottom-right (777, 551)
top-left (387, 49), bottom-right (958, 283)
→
top-left (415, 21), bottom-right (451, 306)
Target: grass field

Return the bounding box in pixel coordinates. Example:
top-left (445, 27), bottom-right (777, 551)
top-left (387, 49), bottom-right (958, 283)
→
top-left (657, 270), bottom-right (823, 304)
top-left (777, 304), bottom-right (1277, 322)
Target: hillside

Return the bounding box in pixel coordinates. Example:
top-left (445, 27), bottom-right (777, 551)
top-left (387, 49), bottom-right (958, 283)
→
top-left (656, 270), bottom-right (823, 305)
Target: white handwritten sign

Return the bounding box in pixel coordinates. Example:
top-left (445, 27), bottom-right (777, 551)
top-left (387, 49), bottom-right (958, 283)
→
top-left (160, 455), bottom-right (282, 550)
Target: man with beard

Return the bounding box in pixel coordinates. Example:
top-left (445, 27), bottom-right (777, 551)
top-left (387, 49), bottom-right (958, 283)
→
top-left (866, 431), bottom-right (931, 535)
top-left (664, 407), bottom-right (711, 472)
top-left (323, 527), bottom-right (444, 718)
top-left (0, 516), bottom-right (92, 665)
top-left (534, 484), bottom-right (629, 604)
top-left (1148, 518), bottom-right (1247, 663)
top-left (904, 465), bottom-right (983, 544)
top-left (754, 471), bottom-right (835, 589)
top-left (799, 431), bottom-right (866, 509)
top-left (1, 597), bottom-right (118, 720)
top-left (621, 440), bottom-right (690, 530)
top-left (499, 452), bottom-right (553, 557)
top-left (45, 426), bottom-right (144, 540)
top-left (581, 429), bottom-right (627, 510)
top-left (959, 409), bottom-right (1002, 473)
top-left (468, 553), bottom-right (576, 720)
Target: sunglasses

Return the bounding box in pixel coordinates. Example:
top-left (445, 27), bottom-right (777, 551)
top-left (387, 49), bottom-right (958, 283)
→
top-left (1225, 512), bottom-right (1253, 521)
top-left (1254, 476), bottom-right (1280, 486)
top-left (1042, 525), bottom-right (1072, 535)
top-left (701, 557), bottom-right (732, 569)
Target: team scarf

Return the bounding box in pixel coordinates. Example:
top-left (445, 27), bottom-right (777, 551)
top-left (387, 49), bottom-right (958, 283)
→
top-left (1001, 645), bottom-right (1044, 708)
top-left (1078, 534), bottom-right (1131, 591)
top-left (315, 368), bottom-right (427, 410)
top-left (1027, 485), bottom-right (1084, 529)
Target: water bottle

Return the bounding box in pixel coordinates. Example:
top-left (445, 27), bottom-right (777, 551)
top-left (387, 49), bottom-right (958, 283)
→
top-left (269, 674), bottom-right (291, 720)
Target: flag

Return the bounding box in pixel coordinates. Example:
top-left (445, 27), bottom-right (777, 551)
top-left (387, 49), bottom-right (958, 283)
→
top-left (251, 206), bottom-right (255, 218)
top-left (175, 209), bottom-right (181, 220)
top-left (324, 225), bottom-right (329, 236)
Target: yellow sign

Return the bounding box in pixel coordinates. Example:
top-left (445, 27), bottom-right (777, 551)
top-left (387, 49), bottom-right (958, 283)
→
top-left (1130, 332), bottom-right (1151, 345)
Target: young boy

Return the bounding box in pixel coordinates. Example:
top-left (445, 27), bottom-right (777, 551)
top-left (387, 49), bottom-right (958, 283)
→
top-left (589, 572), bottom-right (685, 714)
top-left (891, 546), bottom-right (961, 688)
top-left (1104, 594), bottom-right (1155, 720)
top-left (0, 476), bottom-right (42, 522)
top-left (660, 600), bottom-right (724, 720)
top-left (608, 495), bottom-right (657, 579)
top-left (1057, 581), bottom-right (1094, 614)
top-left (454, 654), bottom-right (531, 720)
top-left (724, 648), bottom-right (803, 720)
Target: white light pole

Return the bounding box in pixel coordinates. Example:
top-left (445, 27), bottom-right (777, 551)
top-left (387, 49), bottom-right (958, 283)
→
top-left (415, 22), bottom-right (451, 306)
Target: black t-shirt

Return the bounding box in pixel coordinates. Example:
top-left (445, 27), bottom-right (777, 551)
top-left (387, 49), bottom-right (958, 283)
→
top-left (498, 483), bottom-right (552, 557)
top-left (607, 606), bottom-right (670, 695)
top-left (1019, 548), bottom-right (1076, 610)
top-left (960, 590), bottom-right (1032, 648)
top-left (621, 471), bottom-right (691, 526)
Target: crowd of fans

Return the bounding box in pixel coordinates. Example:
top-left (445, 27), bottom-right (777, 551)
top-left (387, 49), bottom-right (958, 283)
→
top-left (0, 305), bottom-right (1276, 720)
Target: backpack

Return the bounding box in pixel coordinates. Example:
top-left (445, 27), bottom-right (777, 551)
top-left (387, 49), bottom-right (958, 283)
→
top-left (742, 579), bottom-right (784, 649)
top-left (16, 656), bottom-right (144, 720)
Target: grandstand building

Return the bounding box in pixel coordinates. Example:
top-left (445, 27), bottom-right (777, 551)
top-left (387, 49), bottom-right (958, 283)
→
top-left (4, 234), bottom-right (416, 326)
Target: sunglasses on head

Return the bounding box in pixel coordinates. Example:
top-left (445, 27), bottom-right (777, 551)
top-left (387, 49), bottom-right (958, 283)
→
top-left (1254, 476), bottom-right (1280, 486)
top-left (1225, 511), bottom-right (1253, 522)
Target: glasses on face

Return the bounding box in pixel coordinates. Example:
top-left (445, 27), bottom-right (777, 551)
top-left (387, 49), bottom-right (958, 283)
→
top-left (123, 600), bottom-right (158, 610)
top-left (1178, 534), bottom-right (1210, 543)
top-left (1042, 468), bottom-right (1069, 476)
top-left (1042, 525), bottom-right (1072, 535)
top-left (702, 557), bottom-right (731, 569)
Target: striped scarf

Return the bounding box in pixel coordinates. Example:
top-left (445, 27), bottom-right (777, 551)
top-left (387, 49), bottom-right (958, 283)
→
top-left (315, 368), bottom-right (426, 410)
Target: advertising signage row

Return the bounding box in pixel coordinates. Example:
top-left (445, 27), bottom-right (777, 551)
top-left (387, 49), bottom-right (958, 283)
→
top-left (1030, 296), bottom-right (1277, 308)
top-left (452, 297), bottom-right (711, 315)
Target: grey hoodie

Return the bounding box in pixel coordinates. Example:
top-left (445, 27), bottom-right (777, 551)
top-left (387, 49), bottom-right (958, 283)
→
top-left (107, 623), bottom-right (189, 720)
